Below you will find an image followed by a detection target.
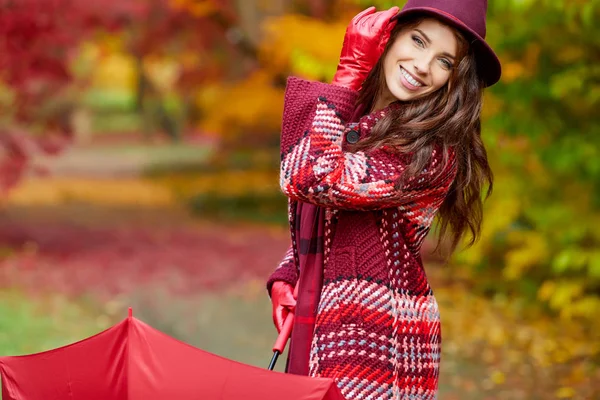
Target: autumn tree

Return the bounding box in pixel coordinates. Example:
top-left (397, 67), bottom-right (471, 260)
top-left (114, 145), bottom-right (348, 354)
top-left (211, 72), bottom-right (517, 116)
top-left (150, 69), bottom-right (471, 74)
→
top-left (0, 0), bottom-right (147, 192)
top-left (0, 0), bottom-right (241, 189)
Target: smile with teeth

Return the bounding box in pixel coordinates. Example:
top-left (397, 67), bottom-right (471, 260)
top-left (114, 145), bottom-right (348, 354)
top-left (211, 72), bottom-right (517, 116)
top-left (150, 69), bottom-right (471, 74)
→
top-left (400, 67), bottom-right (423, 87)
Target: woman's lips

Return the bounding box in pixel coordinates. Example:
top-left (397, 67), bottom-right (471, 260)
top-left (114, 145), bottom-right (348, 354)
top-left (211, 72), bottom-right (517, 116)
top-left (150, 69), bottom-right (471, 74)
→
top-left (399, 66), bottom-right (425, 91)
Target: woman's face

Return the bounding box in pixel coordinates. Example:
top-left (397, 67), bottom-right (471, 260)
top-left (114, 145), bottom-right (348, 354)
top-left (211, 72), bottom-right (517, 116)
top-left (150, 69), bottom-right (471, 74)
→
top-left (382, 18), bottom-right (458, 102)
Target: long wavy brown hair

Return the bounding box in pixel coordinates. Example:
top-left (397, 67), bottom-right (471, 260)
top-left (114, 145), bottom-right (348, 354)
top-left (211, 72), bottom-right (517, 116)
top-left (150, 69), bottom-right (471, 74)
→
top-left (352, 16), bottom-right (493, 257)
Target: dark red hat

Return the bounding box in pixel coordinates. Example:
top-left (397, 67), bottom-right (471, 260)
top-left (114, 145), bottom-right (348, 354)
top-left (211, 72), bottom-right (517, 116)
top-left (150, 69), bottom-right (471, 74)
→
top-left (392, 0), bottom-right (501, 87)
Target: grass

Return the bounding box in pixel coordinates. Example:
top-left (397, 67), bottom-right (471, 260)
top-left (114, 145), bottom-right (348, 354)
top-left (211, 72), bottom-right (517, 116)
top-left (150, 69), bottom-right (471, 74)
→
top-left (0, 282), bottom-right (288, 373)
top-left (0, 290), bottom-right (113, 357)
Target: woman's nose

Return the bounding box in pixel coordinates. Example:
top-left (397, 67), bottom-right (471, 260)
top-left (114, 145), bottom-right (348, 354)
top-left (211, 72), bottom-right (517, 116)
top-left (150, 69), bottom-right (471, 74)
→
top-left (413, 57), bottom-right (431, 76)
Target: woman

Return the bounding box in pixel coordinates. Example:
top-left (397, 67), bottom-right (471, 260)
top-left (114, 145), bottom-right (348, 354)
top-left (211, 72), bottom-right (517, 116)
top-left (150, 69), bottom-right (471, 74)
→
top-left (267, 0), bottom-right (501, 398)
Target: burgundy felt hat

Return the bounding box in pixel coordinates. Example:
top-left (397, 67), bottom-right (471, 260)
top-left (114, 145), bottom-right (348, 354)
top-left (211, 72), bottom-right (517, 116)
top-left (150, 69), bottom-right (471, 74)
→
top-left (392, 0), bottom-right (501, 87)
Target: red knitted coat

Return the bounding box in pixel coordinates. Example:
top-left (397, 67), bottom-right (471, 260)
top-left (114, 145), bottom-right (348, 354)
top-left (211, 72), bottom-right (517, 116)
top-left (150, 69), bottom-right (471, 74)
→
top-left (268, 77), bottom-right (457, 400)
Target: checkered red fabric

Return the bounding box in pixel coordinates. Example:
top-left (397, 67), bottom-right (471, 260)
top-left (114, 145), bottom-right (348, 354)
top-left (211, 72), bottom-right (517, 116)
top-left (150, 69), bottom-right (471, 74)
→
top-left (268, 77), bottom-right (457, 399)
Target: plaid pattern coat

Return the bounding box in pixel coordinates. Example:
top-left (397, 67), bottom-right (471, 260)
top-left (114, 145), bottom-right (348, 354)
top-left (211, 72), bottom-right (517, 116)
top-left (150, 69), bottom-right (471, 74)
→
top-left (267, 77), bottom-right (457, 400)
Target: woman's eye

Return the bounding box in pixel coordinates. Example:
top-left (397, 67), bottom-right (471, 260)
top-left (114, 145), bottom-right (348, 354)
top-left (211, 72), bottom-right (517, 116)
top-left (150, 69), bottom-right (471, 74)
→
top-left (440, 59), bottom-right (453, 70)
top-left (412, 35), bottom-right (424, 47)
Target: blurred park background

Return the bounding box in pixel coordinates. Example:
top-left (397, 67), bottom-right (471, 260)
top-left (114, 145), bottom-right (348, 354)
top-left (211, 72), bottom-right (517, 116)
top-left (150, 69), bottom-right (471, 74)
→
top-left (0, 0), bottom-right (598, 399)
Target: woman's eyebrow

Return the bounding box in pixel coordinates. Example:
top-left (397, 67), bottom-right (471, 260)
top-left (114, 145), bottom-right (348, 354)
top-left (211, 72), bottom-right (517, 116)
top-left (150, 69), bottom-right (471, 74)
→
top-left (415, 29), bottom-right (431, 43)
top-left (415, 28), bottom-right (456, 60)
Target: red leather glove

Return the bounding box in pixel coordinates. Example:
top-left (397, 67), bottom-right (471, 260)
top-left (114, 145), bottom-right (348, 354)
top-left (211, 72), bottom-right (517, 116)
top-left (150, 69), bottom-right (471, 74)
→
top-left (332, 6), bottom-right (400, 91)
top-left (270, 281), bottom-right (296, 333)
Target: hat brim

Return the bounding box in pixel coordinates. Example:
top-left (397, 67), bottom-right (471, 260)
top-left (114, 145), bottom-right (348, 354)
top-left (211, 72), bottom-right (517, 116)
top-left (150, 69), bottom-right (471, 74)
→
top-left (392, 7), bottom-right (501, 87)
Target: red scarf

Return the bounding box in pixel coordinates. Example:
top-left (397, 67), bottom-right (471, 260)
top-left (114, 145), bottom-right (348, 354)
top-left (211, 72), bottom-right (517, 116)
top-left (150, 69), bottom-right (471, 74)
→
top-left (285, 105), bottom-right (367, 375)
top-left (286, 200), bottom-right (325, 375)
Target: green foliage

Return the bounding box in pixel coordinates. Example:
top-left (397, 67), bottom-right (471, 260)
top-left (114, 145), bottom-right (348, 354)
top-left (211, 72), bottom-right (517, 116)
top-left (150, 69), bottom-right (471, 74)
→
top-left (447, 1), bottom-right (600, 334)
top-left (188, 191), bottom-right (288, 225)
top-left (354, 0), bottom-right (407, 9)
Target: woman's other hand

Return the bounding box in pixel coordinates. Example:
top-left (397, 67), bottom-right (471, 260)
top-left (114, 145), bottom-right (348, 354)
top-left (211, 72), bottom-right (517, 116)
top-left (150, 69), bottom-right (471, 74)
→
top-left (332, 6), bottom-right (400, 91)
top-left (271, 281), bottom-right (297, 333)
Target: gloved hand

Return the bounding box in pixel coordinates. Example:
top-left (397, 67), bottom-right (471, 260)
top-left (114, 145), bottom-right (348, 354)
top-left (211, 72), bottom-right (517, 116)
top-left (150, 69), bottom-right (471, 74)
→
top-left (332, 6), bottom-right (400, 91)
top-left (270, 281), bottom-right (296, 333)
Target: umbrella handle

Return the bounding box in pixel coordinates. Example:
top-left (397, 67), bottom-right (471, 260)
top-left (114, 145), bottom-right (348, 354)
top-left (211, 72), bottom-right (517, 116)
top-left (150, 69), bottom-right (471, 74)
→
top-left (268, 312), bottom-right (294, 370)
top-left (272, 312), bottom-right (294, 354)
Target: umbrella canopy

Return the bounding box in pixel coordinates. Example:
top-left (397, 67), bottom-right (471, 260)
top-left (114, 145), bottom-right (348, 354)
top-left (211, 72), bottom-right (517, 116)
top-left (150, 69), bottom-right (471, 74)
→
top-left (0, 310), bottom-right (344, 400)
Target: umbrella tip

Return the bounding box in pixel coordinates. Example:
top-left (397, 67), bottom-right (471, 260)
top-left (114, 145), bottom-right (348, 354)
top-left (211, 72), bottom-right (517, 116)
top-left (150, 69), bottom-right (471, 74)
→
top-left (128, 307), bottom-right (133, 318)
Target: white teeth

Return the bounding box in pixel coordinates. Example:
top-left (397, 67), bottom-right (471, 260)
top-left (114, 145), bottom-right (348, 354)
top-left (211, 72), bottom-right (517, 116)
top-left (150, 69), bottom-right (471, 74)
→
top-left (401, 67), bottom-right (422, 87)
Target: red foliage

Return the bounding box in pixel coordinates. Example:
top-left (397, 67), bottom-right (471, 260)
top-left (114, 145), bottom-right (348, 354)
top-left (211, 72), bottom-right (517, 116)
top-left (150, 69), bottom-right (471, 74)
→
top-left (0, 215), bottom-right (289, 298)
top-left (0, 0), bottom-right (242, 193)
top-left (122, 0), bottom-right (241, 88)
top-left (0, 1), bottom-right (199, 191)
top-left (0, 0), bottom-right (150, 191)
top-left (0, 0), bottom-right (143, 91)
top-left (0, 132), bottom-right (29, 193)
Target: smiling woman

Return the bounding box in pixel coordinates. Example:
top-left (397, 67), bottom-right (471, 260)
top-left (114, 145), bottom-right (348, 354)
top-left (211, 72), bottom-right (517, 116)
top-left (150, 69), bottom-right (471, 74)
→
top-left (380, 19), bottom-right (460, 103)
top-left (266, 0), bottom-right (502, 399)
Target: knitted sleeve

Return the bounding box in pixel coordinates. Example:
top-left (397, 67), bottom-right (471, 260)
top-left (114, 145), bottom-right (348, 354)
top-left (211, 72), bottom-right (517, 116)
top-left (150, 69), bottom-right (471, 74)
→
top-left (280, 77), bottom-right (457, 210)
top-left (266, 244), bottom-right (298, 296)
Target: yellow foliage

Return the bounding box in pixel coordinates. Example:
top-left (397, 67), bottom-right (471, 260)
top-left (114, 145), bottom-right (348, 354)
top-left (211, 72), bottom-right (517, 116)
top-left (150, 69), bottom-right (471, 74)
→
top-left (490, 370), bottom-right (505, 385)
top-left (81, 41), bottom-right (137, 93)
top-left (95, 34), bottom-right (125, 53)
top-left (503, 231), bottom-right (549, 280)
top-left (153, 170), bottom-right (280, 198)
top-left (487, 325), bottom-right (507, 347)
top-left (481, 91), bottom-right (503, 119)
top-left (196, 70), bottom-right (285, 137)
top-left (553, 46), bottom-right (586, 65)
top-left (83, 37), bottom-right (186, 96)
top-left (563, 296), bottom-right (600, 319)
top-left (259, 14), bottom-right (346, 81)
top-left (179, 51), bottom-right (203, 70)
top-left (537, 280), bottom-right (586, 316)
top-left (522, 43), bottom-right (541, 74)
top-left (498, 44), bottom-right (540, 83)
top-left (555, 387), bottom-right (576, 399)
top-left (496, 133), bottom-right (531, 152)
top-left (524, 154), bottom-right (550, 187)
top-left (5, 170), bottom-right (280, 209)
top-left (143, 56), bottom-right (181, 94)
top-left (500, 61), bottom-right (525, 83)
top-left (455, 183), bottom-right (521, 266)
top-left (437, 278), bottom-right (599, 395)
top-left (538, 280), bottom-right (557, 302)
top-left (169, 0), bottom-right (218, 16)
top-left (7, 178), bottom-right (174, 207)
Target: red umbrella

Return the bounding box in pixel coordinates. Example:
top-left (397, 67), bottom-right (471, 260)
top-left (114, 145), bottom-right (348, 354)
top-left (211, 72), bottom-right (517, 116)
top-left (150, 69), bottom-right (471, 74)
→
top-left (0, 308), bottom-right (344, 400)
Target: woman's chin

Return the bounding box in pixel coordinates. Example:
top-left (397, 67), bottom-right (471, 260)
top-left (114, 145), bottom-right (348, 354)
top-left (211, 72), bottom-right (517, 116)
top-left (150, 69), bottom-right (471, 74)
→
top-left (390, 85), bottom-right (417, 101)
